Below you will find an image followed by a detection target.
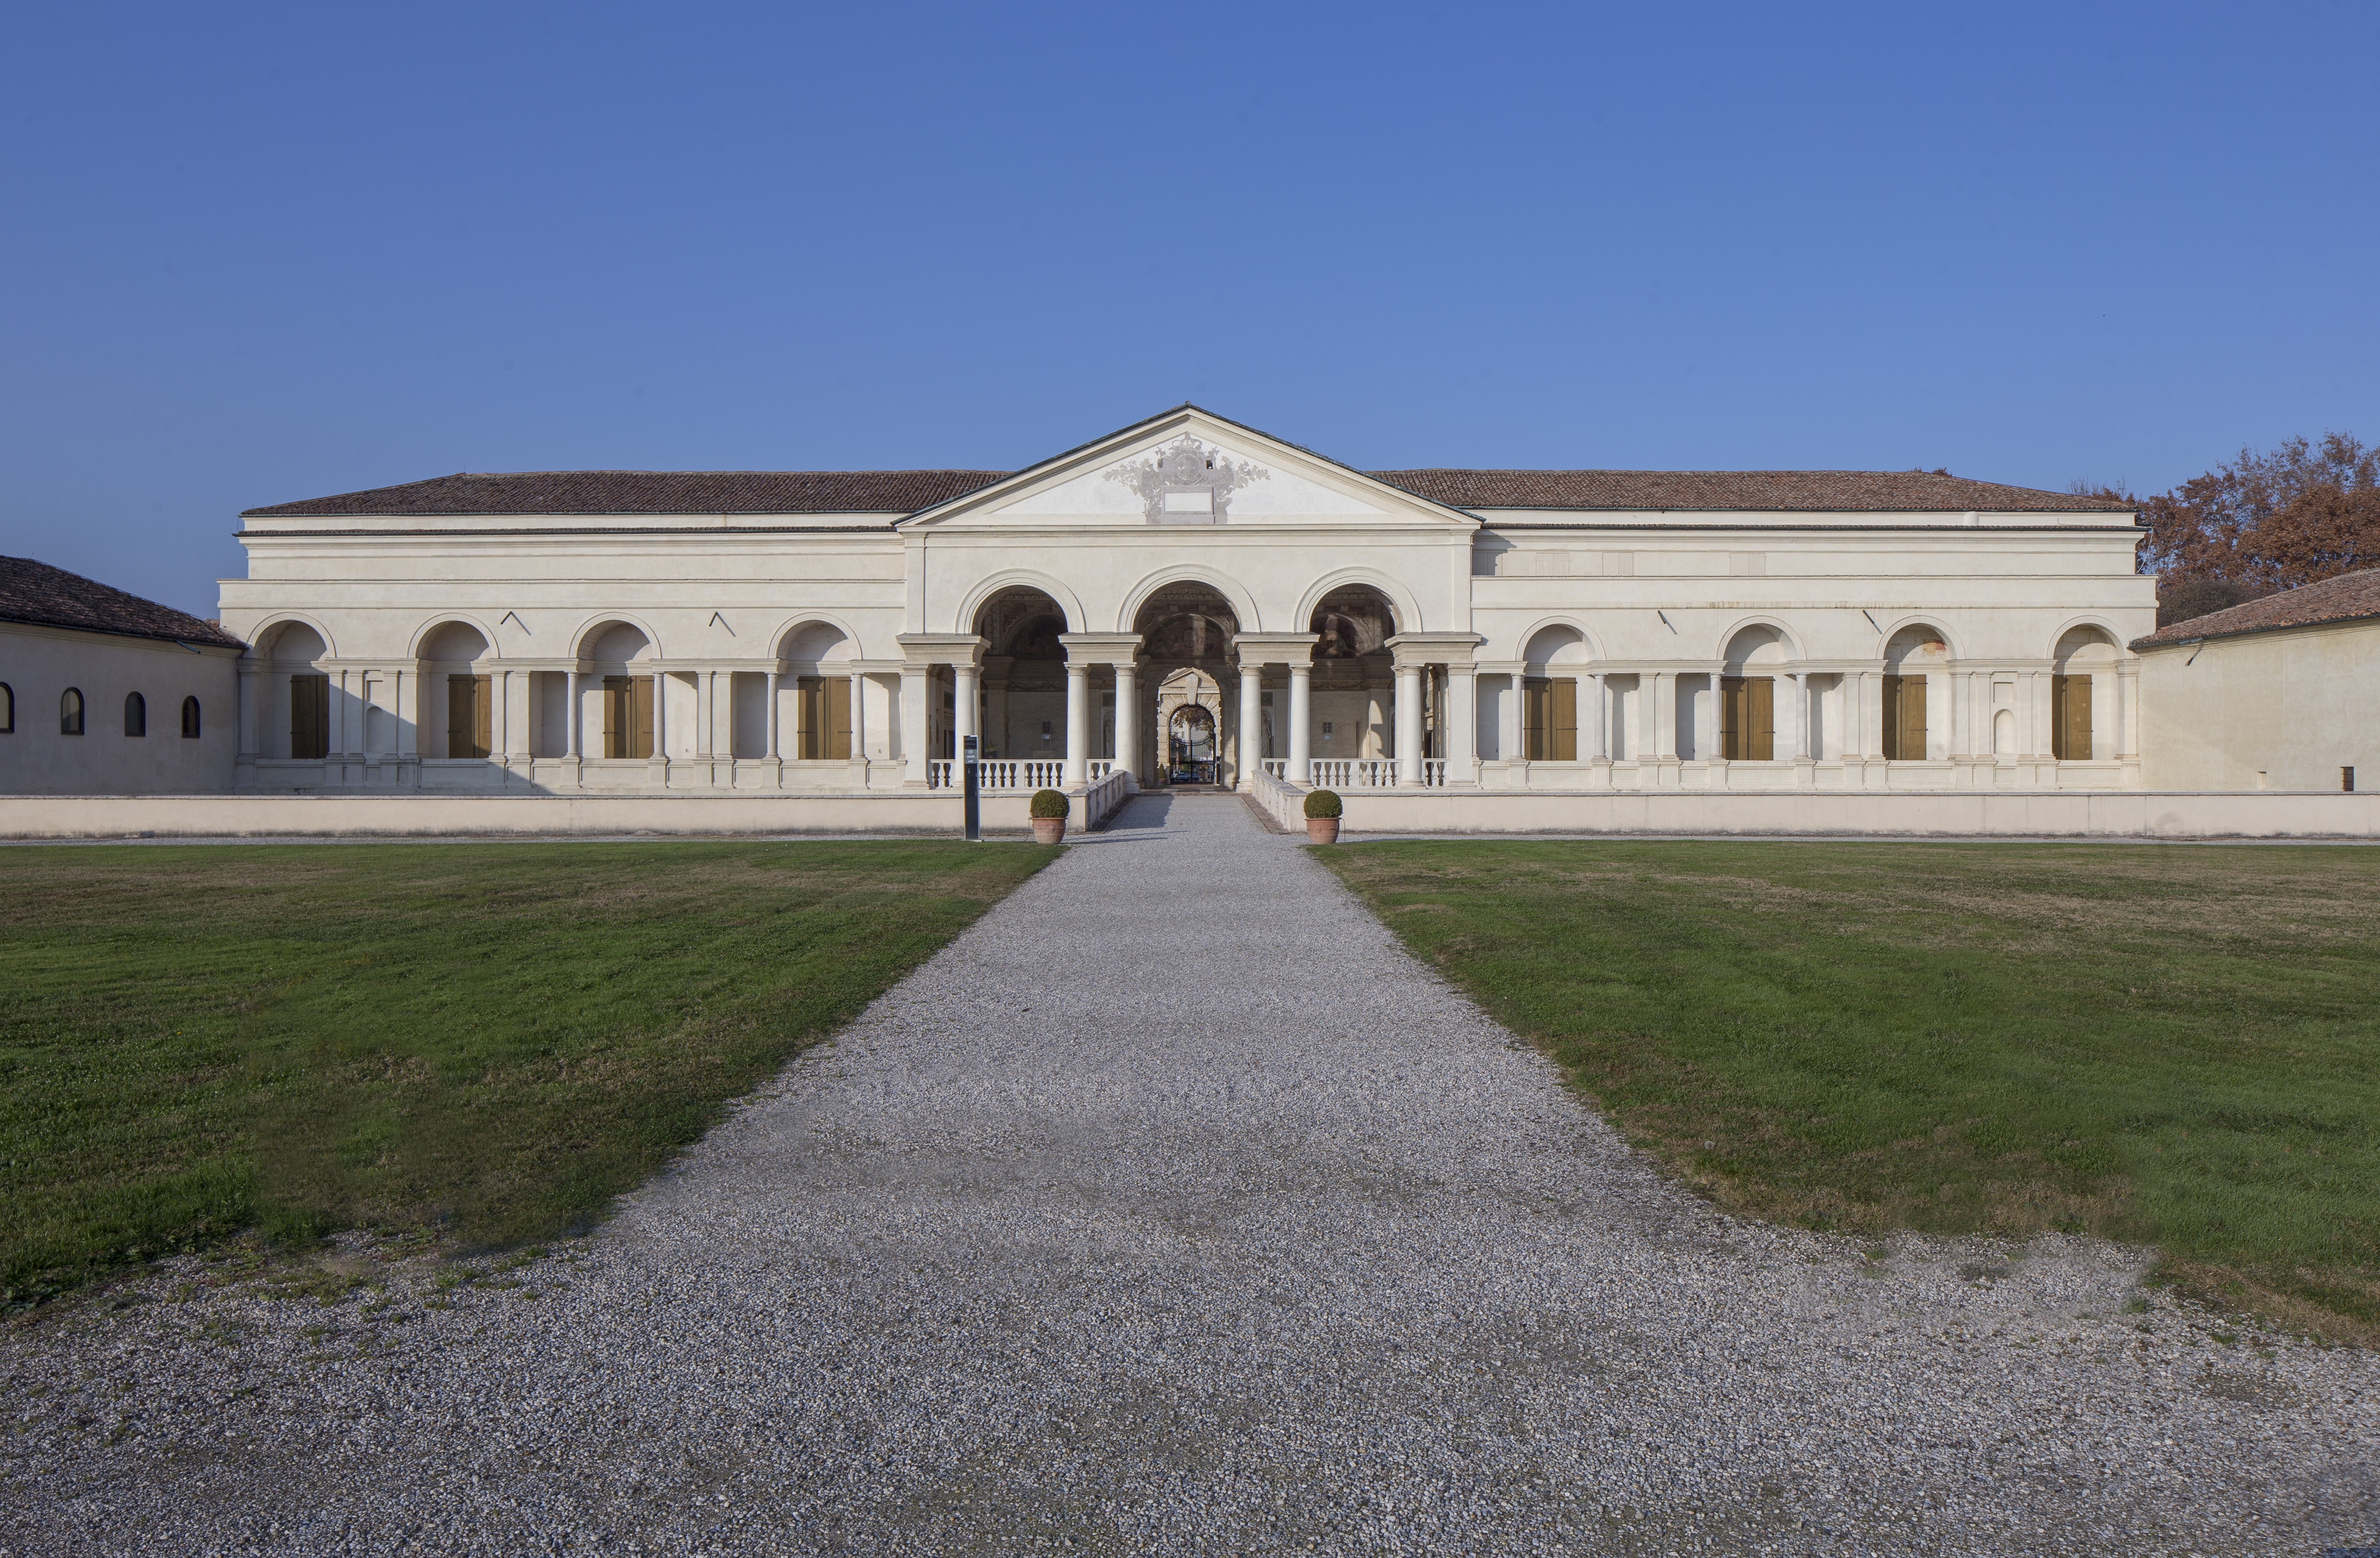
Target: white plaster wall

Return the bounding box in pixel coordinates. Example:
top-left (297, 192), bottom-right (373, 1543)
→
top-left (2138, 620), bottom-right (2380, 791)
top-left (0, 624), bottom-right (241, 794)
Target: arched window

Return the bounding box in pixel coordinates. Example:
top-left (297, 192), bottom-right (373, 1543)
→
top-left (181, 696), bottom-right (202, 739)
top-left (0, 682), bottom-right (13, 734)
top-left (60, 687), bottom-right (84, 735)
top-left (124, 692), bottom-right (147, 737)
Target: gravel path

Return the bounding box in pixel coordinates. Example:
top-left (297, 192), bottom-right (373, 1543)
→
top-left (6, 793), bottom-right (2375, 1556)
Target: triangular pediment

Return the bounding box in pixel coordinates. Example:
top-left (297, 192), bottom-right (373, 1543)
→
top-left (898, 406), bottom-right (1477, 530)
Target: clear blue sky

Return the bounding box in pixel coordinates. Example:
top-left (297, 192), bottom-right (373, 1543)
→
top-left (4, 2), bottom-right (2375, 615)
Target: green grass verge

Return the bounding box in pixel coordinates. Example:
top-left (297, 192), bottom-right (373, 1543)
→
top-left (0, 840), bottom-right (1054, 1305)
top-left (1318, 840), bottom-right (2380, 1342)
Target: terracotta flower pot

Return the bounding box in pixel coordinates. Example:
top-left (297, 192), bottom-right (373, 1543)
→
top-left (1306, 816), bottom-right (1340, 844)
top-left (1032, 817), bottom-right (1067, 844)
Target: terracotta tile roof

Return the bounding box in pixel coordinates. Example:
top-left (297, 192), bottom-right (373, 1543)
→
top-left (244, 465), bottom-right (2124, 520)
top-left (2131, 567), bottom-right (2380, 649)
top-left (1368, 468), bottom-right (2126, 513)
top-left (0, 556), bottom-right (245, 649)
top-left (241, 470), bottom-right (1011, 518)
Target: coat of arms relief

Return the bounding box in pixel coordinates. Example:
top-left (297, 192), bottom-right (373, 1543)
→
top-left (1105, 436), bottom-right (1269, 524)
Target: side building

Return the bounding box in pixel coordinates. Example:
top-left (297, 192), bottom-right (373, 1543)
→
top-left (0, 556), bottom-right (246, 795)
top-left (2134, 567), bottom-right (2380, 792)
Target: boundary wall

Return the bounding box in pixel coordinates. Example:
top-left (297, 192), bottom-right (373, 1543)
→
top-left (0, 786), bottom-right (2370, 840)
top-left (1336, 788), bottom-right (2380, 839)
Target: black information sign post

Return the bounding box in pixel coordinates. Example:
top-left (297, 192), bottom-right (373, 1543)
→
top-left (962, 734), bottom-right (981, 842)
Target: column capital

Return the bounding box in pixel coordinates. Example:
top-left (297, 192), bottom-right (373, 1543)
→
top-left (1228, 631), bottom-right (1319, 665)
top-left (1057, 632), bottom-right (1141, 664)
top-left (894, 633), bottom-right (983, 668)
top-left (1386, 632), bottom-right (1482, 671)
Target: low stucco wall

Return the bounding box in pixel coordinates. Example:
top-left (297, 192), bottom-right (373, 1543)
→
top-left (1335, 788), bottom-right (2380, 838)
top-left (0, 790), bottom-right (1055, 839)
top-left (3, 787), bottom-right (2373, 841)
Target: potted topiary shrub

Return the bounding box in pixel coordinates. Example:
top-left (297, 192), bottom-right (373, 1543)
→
top-left (1029, 787), bottom-right (1070, 844)
top-left (1303, 787), bottom-right (1343, 844)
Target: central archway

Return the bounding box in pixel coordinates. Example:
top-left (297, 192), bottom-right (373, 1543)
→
top-left (1135, 582), bottom-right (1241, 784)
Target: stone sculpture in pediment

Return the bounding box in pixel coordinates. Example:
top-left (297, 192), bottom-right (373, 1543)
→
top-left (1105, 435), bottom-right (1269, 525)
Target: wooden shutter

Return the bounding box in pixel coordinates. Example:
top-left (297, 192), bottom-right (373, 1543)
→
top-left (1881, 674), bottom-right (1926, 761)
top-left (828, 676), bottom-right (853, 760)
top-left (1749, 675), bottom-right (1774, 762)
top-left (603, 675), bottom-right (651, 759)
top-left (1523, 678), bottom-right (1548, 761)
top-left (2053, 674), bottom-right (2093, 761)
top-left (796, 676), bottom-right (820, 760)
top-left (1549, 677), bottom-right (1577, 762)
top-left (290, 674), bottom-right (328, 759)
top-left (1720, 676), bottom-right (1745, 760)
top-left (446, 675), bottom-right (491, 760)
top-left (629, 676), bottom-right (654, 759)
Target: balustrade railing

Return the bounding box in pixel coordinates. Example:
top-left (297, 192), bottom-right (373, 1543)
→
top-left (1423, 759), bottom-right (1448, 787)
top-left (928, 758), bottom-right (1072, 791)
top-left (1308, 758), bottom-right (1398, 788)
top-left (1261, 759), bottom-right (1288, 778)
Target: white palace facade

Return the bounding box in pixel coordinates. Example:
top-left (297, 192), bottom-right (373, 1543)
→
top-left (215, 406), bottom-right (2157, 805)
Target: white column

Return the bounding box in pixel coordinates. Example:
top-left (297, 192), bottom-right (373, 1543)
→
top-left (1394, 662), bottom-right (1423, 785)
top-left (765, 671), bottom-right (782, 760)
top-left (696, 669), bottom-right (716, 758)
top-left (1063, 661), bottom-right (1090, 787)
top-left (848, 670), bottom-right (866, 766)
top-left (900, 665), bottom-right (928, 784)
top-left (563, 670), bottom-right (581, 759)
top-left (1696, 672), bottom-right (1719, 764)
top-left (1446, 665), bottom-right (1477, 783)
top-left (397, 670), bottom-right (418, 758)
top-left (1791, 672), bottom-right (1811, 760)
top-left (1590, 672), bottom-right (1610, 761)
top-left (1115, 660), bottom-right (1140, 781)
top-left (1651, 671), bottom-right (1676, 760)
top-left (954, 662), bottom-right (980, 758)
top-left (1287, 662), bottom-right (1312, 784)
top-left (1498, 674), bottom-right (1521, 766)
top-left (1236, 661), bottom-right (1263, 788)
top-left (651, 671), bottom-right (667, 775)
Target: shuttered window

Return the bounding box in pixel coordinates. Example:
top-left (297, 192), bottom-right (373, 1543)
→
top-left (446, 674), bottom-right (492, 759)
top-left (1523, 676), bottom-right (1577, 761)
top-left (2052, 674), bottom-right (2093, 761)
top-left (796, 676), bottom-right (853, 760)
top-left (603, 675), bottom-right (654, 759)
top-left (290, 674), bottom-right (329, 759)
top-left (1880, 674), bottom-right (1927, 761)
top-left (181, 696), bottom-right (201, 739)
top-left (124, 691), bottom-right (146, 737)
top-left (1719, 675), bottom-right (1774, 761)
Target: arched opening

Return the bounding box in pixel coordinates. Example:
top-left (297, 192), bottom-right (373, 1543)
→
top-left (181, 695), bottom-right (201, 740)
top-left (1, 682), bottom-right (14, 734)
top-left (1169, 700), bottom-right (1218, 774)
top-left (1882, 625), bottom-right (1948, 762)
top-left (259, 622), bottom-right (330, 760)
top-left (1518, 625), bottom-right (1589, 762)
top-left (417, 621), bottom-right (493, 761)
top-left (579, 620), bottom-right (658, 761)
top-left (974, 586), bottom-right (1069, 767)
top-left (1717, 626), bottom-right (1788, 762)
top-left (60, 687), bottom-right (84, 736)
top-left (1307, 585), bottom-right (1399, 773)
top-left (2052, 626), bottom-right (2119, 762)
top-left (775, 621), bottom-right (856, 762)
top-left (123, 691), bottom-right (147, 738)
top-left (1138, 582), bottom-right (1243, 784)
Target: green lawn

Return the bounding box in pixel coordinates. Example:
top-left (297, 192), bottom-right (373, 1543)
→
top-left (1319, 841), bottom-right (2380, 1342)
top-left (0, 840), bottom-right (1053, 1305)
